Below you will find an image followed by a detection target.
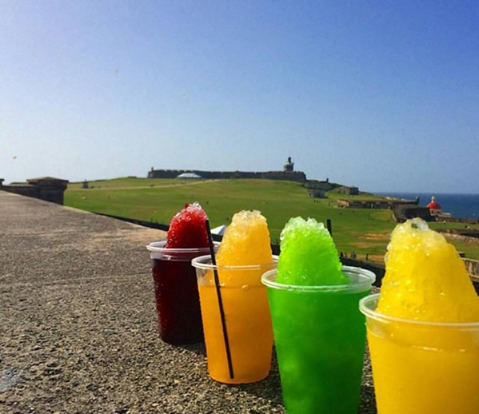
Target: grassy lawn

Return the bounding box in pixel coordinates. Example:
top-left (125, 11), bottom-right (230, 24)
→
top-left (65, 178), bottom-right (479, 261)
top-left (68, 177), bottom-right (207, 190)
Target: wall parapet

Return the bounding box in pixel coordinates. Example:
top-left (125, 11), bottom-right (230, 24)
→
top-left (147, 169), bottom-right (307, 182)
top-left (0, 177), bottom-right (68, 204)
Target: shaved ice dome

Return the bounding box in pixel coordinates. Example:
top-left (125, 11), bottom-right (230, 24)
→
top-left (216, 210), bottom-right (273, 266)
top-left (276, 217), bottom-right (348, 286)
top-left (165, 203), bottom-right (209, 248)
top-left (377, 218), bottom-right (479, 323)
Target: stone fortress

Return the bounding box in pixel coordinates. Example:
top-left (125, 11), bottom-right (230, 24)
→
top-left (147, 158), bottom-right (369, 201)
top-left (147, 157), bottom-right (308, 183)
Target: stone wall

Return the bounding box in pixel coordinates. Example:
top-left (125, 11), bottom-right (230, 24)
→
top-left (393, 205), bottom-right (433, 222)
top-left (464, 259), bottom-right (479, 294)
top-left (0, 177), bottom-right (68, 205)
top-left (338, 186), bottom-right (359, 195)
top-left (147, 169), bottom-right (307, 182)
top-left (439, 216), bottom-right (479, 225)
top-left (338, 199), bottom-right (420, 211)
top-left (441, 229), bottom-right (479, 240)
top-left (304, 180), bottom-right (334, 191)
top-left (464, 259), bottom-right (479, 277)
top-left (1, 184), bottom-right (39, 199)
top-left (338, 199), bottom-right (393, 209)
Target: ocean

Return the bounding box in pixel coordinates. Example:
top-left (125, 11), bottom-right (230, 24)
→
top-left (375, 193), bottom-right (479, 219)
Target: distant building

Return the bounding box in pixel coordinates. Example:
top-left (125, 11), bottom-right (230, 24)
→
top-left (338, 186), bottom-right (359, 195)
top-left (308, 189), bottom-right (326, 198)
top-left (177, 172), bottom-right (202, 179)
top-left (427, 196), bottom-right (442, 216)
top-left (304, 180), bottom-right (334, 191)
top-left (148, 165), bottom-right (306, 182)
top-left (148, 158), bottom-right (309, 182)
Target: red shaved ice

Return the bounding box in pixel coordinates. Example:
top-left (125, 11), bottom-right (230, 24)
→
top-left (165, 203), bottom-right (209, 248)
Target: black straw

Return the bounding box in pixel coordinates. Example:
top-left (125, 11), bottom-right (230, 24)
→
top-left (205, 219), bottom-right (234, 379)
top-left (327, 218), bottom-right (332, 236)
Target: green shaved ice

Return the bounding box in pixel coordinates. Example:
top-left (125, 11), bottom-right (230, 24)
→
top-left (276, 217), bottom-right (348, 286)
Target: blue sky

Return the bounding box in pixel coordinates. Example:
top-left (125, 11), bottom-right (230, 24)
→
top-left (1, 1), bottom-right (478, 193)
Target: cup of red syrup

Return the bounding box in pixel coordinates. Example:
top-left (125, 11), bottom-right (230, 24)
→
top-left (147, 241), bottom-right (217, 345)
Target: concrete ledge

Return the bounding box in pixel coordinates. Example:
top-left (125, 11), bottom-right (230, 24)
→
top-left (0, 192), bottom-right (377, 413)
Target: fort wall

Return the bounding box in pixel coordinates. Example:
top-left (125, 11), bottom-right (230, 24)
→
top-left (0, 177), bottom-right (68, 205)
top-left (339, 199), bottom-right (419, 210)
top-left (438, 216), bottom-right (479, 225)
top-left (465, 259), bottom-right (479, 278)
top-left (147, 169), bottom-right (307, 182)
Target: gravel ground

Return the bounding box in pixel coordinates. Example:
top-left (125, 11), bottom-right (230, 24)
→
top-left (0, 191), bottom-right (377, 413)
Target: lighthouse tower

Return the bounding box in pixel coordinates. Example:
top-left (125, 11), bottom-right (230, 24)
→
top-left (284, 157), bottom-right (294, 172)
top-left (427, 196), bottom-right (442, 216)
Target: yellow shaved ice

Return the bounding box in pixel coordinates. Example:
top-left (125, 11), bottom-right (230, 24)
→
top-left (216, 210), bottom-right (273, 266)
top-left (377, 218), bottom-right (479, 322)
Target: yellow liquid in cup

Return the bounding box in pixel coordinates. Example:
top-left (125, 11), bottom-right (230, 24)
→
top-left (368, 324), bottom-right (479, 414)
top-left (368, 219), bottom-right (479, 414)
top-left (198, 210), bottom-right (274, 384)
top-left (198, 272), bottom-right (273, 384)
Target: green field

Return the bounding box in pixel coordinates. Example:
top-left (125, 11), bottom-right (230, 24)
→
top-left (65, 177), bottom-right (479, 261)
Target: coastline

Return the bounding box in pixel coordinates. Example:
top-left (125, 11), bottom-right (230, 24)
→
top-left (375, 192), bottom-right (479, 219)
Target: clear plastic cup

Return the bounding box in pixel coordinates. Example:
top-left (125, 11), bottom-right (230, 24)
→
top-left (192, 255), bottom-right (277, 384)
top-left (262, 266), bottom-right (376, 414)
top-left (360, 293), bottom-right (479, 414)
top-left (146, 241), bottom-right (215, 345)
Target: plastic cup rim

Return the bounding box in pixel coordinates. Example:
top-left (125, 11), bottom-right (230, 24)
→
top-left (191, 254), bottom-right (278, 271)
top-left (359, 293), bottom-right (479, 328)
top-left (146, 240), bottom-right (218, 254)
top-left (261, 265), bottom-right (376, 292)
